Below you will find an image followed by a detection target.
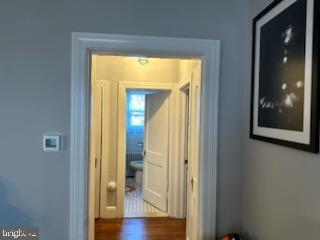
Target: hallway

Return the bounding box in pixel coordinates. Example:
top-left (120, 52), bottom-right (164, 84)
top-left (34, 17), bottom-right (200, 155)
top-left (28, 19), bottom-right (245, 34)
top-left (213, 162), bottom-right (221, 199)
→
top-left (95, 218), bottom-right (186, 240)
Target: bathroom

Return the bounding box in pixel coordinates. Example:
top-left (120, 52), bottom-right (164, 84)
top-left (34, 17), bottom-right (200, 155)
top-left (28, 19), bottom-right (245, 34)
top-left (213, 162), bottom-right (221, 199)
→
top-left (124, 90), bottom-right (168, 218)
top-left (125, 91), bottom-right (144, 188)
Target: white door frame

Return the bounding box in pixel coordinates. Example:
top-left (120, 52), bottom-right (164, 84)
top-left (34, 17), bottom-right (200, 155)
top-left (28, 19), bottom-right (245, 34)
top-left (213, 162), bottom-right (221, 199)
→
top-left (70, 32), bottom-right (220, 240)
top-left (118, 81), bottom-right (175, 218)
top-left (177, 81), bottom-right (191, 219)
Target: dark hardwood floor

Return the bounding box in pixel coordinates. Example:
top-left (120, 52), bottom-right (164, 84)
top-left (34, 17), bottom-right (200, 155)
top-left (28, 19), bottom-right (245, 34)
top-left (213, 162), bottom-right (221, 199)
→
top-left (95, 218), bottom-right (186, 240)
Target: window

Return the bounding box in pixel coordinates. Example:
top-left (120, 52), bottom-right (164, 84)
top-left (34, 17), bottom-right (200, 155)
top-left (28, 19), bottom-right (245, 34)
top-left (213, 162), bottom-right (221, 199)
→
top-left (127, 94), bottom-right (145, 129)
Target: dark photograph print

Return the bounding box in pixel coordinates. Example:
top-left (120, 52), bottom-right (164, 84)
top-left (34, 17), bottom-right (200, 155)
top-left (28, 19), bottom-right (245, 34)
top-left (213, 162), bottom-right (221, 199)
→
top-left (250, 0), bottom-right (320, 153)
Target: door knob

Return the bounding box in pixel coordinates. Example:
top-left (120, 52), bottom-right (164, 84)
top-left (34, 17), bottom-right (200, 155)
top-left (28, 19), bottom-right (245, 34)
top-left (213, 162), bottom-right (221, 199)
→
top-left (107, 182), bottom-right (117, 192)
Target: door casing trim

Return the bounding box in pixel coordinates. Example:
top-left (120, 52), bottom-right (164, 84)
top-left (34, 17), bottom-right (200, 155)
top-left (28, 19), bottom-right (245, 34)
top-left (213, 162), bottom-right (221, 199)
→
top-left (70, 32), bottom-right (220, 240)
top-left (117, 81), bottom-right (174, 218)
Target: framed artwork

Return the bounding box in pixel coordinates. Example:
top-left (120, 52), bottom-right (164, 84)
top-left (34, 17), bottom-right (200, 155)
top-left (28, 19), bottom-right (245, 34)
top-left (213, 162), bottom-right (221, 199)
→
top-left (250, 0), bottom-right (320, 153)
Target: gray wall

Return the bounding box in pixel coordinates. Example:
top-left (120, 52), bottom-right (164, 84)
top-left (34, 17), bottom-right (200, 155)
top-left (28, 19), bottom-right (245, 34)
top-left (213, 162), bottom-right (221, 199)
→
top-left (0, 0), bottom-right (248, 239)
top-left (241, 1), bottom-right (320, 239)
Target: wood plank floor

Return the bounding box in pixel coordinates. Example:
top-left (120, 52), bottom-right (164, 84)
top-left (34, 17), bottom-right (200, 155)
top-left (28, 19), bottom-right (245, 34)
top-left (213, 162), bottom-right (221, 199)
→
top-left (95, 218), bottom-right (186, 240)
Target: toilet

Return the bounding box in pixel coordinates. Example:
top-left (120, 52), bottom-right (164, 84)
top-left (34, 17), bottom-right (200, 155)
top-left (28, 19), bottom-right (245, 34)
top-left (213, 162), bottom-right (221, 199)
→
top-left (130, 161), bottom-right (143, 186)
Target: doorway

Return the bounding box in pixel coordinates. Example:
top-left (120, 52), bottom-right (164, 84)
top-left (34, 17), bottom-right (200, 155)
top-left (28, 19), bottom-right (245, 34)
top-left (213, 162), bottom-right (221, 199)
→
top-left (70, 33), bottom-right (220, 240)
top-left (124, 90), bottom-right (169, 218)
top-left (91, 54), bottom-right (201, 239)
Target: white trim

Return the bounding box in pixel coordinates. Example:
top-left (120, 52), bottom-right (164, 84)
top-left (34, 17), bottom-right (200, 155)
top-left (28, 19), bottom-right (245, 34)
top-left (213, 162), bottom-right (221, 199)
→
top-left (177, 82), bottom-right (191, 218)
top-left (117, 83), bottom-right (126, 217)
top-left (70, 32), bottom-right (220, 240)
top-left (119, 81), bottom-right (176, 89)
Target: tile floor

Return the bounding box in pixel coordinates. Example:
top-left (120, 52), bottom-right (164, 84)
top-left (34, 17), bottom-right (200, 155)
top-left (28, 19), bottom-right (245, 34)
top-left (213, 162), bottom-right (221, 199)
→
top-left (124, 177), bottom-right (168, 218)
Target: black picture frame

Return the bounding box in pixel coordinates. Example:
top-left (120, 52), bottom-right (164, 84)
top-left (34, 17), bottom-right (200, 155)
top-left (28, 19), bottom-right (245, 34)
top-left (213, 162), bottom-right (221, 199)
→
top-left (250, 0), bottom-right (320, 153)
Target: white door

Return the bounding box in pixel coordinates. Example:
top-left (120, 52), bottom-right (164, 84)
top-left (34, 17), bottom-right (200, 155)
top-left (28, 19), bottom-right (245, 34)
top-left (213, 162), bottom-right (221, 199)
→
top-left (93, 85), bottom-right (102, 218)
top-left (187, 70), bottom-right (201, 240)
top-left (89, 84), bottom-right (103, 240)
top-left (143, 92), bottom-right (170, 212)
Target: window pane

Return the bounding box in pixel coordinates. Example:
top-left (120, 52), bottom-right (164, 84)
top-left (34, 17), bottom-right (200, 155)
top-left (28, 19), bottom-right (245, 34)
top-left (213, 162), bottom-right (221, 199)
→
top-left (128, 94), bottom-right (145, 128)
top-left (130, 115), bottom-right (144, 126)
top-left (130, 95), bottom-right (145, 111)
